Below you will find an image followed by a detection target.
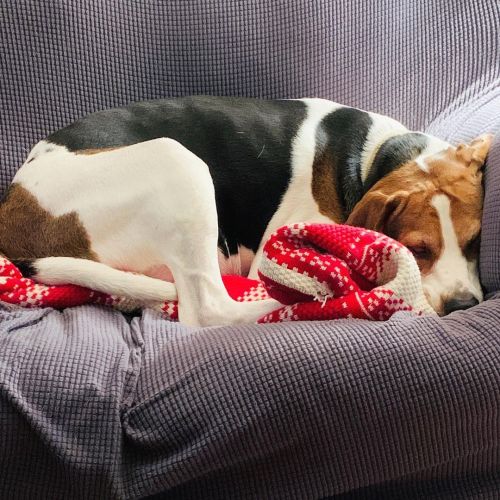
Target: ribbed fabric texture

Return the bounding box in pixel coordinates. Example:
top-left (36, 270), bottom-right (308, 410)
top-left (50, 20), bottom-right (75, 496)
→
top-left (2, 302), bottom-right (499, 499)
top-left (0, 304), bottom-right (134, 499)
top-left (481, 137), bottom-right (500, 294)
top-left (1, 0), bottom-right (499, 195)
top-left (127, 305), bottom-right (500, 500)
top-left (1, 1), bottom-right (500, 499)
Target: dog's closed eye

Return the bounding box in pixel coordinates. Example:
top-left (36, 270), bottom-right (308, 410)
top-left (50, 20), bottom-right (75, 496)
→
top-left (407, 245), bottom-right (432, 260)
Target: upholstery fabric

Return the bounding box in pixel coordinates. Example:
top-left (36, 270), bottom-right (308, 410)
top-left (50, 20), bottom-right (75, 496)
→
top-left (1, 301), bottom-right (500, 499)
top-left (1, 0), bottom-right (499, 195)
top-left (1, 1), bottom-right (499, 499)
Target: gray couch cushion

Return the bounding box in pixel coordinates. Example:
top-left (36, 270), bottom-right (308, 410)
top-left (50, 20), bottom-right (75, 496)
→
top-left (481, 137), bottom-right (500, 295)
top-left (1, 301), bottom-right (500, 499)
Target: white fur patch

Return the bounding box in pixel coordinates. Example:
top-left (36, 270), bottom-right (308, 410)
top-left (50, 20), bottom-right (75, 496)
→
top-left (422, 194), bottom-right (482, 311)
top-left (16, 138), bottom-right (281, 326)
top-left (415, 157), bottom-right (428, 172)
top-left (413, 135), bottom-right (449, 172)
top-left (24, 140), bottom-right (68, 163)
top-left (360, 114), bottom-right (407, 182)
top-left (35, 256), bottom-right (177, 302)
top-left (248, 98), bottom-right (339, 278)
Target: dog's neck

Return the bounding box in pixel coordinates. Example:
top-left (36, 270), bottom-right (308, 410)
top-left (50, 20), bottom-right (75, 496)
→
top-left (344, 132), bottom-right (450, 215)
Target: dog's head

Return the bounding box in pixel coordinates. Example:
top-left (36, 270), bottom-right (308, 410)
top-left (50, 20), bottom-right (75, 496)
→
top-left (347, 134), bottom-right (493, 315)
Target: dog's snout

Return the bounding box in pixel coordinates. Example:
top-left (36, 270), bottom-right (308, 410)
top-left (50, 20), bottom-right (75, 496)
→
top-left (443, 295), bottom-right (479, 315)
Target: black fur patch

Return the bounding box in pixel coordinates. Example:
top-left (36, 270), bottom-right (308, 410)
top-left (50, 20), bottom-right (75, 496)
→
top-left (314, 108), bottom-right (373, 216)
top-left (363, 132), bottom-right (428, 193)
top-left (11, 258), bottom-right (36, 278)
top-left (48, 96), bottom-right (307, 253)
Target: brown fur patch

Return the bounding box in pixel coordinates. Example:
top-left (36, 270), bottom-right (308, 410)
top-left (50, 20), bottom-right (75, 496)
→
top-left (0, 184), bottom-right (96, 261)
top-left (347, 148), bottom-right (484, 275)
top-left (311, 151), bottom-right (344, 222)
top-left (426, 148), bottom-right (483, 260)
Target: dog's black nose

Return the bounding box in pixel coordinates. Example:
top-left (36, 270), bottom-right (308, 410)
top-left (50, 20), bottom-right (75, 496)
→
top-left (443, 295), bottom-right (479, 315)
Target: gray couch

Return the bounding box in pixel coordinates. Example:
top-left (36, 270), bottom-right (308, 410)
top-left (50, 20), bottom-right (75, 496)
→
top-left (1, 1), bottom-right (499, 499)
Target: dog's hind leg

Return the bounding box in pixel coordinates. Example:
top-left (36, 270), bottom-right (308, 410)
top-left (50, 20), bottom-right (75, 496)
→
top-left (142, 139), bottom-right (280, 327)
top-left (12, 138), bottom-right (279, 326)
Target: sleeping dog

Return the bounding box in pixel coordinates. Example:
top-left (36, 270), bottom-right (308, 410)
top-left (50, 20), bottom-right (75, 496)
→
top-left (0, 97), bottom-right (492, 325)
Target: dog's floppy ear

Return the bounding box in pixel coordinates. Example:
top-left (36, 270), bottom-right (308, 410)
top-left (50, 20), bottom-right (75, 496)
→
top-left (346, 190), bottom-right (409, 233)
top-left (455, 133), bottom-right (494, 172)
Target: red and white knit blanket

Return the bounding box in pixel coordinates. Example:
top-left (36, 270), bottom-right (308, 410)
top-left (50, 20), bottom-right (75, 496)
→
top-left (0, 223), bottom-right (434, 322)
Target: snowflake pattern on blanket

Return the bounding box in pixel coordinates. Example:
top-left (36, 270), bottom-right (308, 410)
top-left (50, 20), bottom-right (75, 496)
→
top-left (0, 223), bottom-right (435, 322)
